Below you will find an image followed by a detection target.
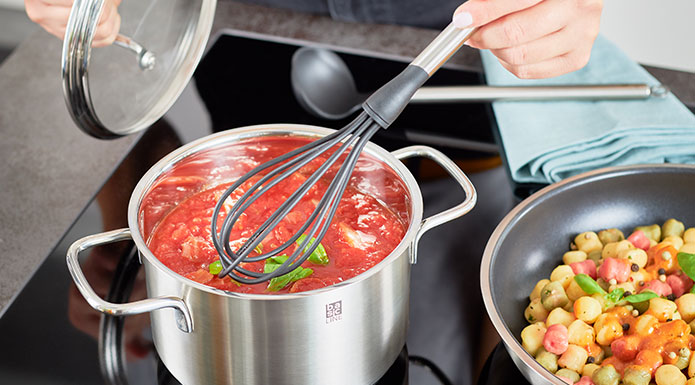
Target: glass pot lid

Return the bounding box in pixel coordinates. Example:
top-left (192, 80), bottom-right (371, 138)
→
top-left (62, 0), bottom-right (216, 138)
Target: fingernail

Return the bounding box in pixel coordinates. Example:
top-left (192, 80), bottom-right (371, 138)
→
top-left (453, 12), bottom-right (473, 28)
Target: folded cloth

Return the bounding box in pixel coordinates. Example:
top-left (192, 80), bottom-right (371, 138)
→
top-left (481, 35), bottom-right (695, 184)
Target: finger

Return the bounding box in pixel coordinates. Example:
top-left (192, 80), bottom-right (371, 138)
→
top-left (32, 7), bottom-right (71, 39)
top-left (25, 1), bottom-right (70, 27)
top-left (38, 0), bottom-right (73, 6)
top-left (453, 0), bottom-right (543, 29)
top-left (490, 21), bottom-right (600, 67)
top-left (488, 28), bottom-right (571, 66)
top-left (497, 47), bottom-right (593, 79)
top-left (92, 11), bottom-right (120, 47)
top-left (468, 0), bottom-right (572, 49)
top-left (93, 3), bottom-right (119, 42)
top-left (97, 0), bottom-right (114, 26)
top-left (43, 24), bottom-right (66, 39)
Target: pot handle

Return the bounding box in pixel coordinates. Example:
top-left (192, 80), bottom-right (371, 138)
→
top-left (392, 146), bottom-right (477, 264)
top-left (66, 228), bottom-right (193, 333)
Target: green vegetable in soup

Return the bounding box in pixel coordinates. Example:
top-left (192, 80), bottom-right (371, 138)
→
top-left (264, 255), bottom-right (314, 291)
top-left (541, 281), bottom-right (569, 311)
top-left (209, 260), bottom-right (223, 275)
top-left (207, 261), bottom-right (242, 286)
top-left (295, 235), bottom-right (329, 265)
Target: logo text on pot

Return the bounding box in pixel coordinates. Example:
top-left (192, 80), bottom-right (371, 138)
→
top-left (325, 300), bottom-right (342, 324)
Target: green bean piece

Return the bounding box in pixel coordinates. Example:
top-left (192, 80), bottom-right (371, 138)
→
top-left (587, 250), bottom-right (602, 264)
top-left (622, 367), bottom-right (651, 385)
top-left (592, 365), bottom-right (620, 385)
top-left (662, 218), bottom-right (685, 239)
top-left (555, 369), bottom-right (580, 383)
top-left (535, 348), bottom-right (558, 373)
top-left (674, 347), bottom-right (691, 370)
top-left (541, 281), bottom-right (569, 311)
top-left (598, 228), bottom-right (625, 245)
top-left (634, 224), bottom-right (661, 242)
top-left (209, 260), bottom-right (223, 275)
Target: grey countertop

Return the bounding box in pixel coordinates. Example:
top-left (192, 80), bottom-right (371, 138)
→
top-left (0, 1), bottom-right (693, 317)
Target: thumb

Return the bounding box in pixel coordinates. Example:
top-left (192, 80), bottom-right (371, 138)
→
top-left (452, 0), bottom-right (543, 28)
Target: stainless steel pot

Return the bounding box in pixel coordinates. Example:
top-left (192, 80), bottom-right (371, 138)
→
top-left (480, 164), bottom-right (695, 385)
top-left (67, 124), bottom-right (476, 385)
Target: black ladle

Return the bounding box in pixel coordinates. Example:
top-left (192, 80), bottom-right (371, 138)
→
top-left (290, 47), bottom-right (666, 121)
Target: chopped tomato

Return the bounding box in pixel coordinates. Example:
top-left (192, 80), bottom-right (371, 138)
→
top-left (145, 136), bottom-right (409, 294)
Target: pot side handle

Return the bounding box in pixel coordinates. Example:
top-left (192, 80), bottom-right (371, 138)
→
top-left (392, 145), bottom-right (477, 264)
top-left (66, 228), bottom-right (193, 333)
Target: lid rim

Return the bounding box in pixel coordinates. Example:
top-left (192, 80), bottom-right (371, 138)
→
top-left (61, 0), bottom-right (217, 139)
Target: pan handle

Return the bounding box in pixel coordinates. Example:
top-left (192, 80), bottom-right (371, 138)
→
top-left (66, 228), bottom-right (193, 333)
top-left (392, 146), bottom-right (477, 264)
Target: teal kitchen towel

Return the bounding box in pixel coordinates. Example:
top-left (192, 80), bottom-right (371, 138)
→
top-left (481, 35), bottom-right (695, 184)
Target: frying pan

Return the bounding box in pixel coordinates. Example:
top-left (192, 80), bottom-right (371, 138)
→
top-left (480, 164), bottom-right (695, 385)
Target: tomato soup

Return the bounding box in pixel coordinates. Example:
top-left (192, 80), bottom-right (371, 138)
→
top-left (141, 135), bottom-right (411, 294)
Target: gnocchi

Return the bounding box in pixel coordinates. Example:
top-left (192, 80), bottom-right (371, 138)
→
top-left (521, 219), bottom-right (695, 384)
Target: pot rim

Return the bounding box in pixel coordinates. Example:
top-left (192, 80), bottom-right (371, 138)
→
top-left (128, 123), bottom-right (424, 300)
top-left (480, 163), bottom-right (695, 385)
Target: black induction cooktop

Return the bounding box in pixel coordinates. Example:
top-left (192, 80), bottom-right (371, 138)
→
top-left (478, 343), bottom-right (532, 385)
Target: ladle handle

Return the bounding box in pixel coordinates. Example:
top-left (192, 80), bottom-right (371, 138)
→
top-left (66, 228), bottom-right (193, 333)
top-left (411, 84), bottom-right (668, 102)
top-left (392, 145), bottom-right (477, 264)
top-left (411, 24), bottom-right (476, 76)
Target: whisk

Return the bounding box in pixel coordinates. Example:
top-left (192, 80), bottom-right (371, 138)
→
top-left (211, 24), bottom-right (476, 284)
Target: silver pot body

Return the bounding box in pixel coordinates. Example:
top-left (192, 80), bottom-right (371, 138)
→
top-left (144, 245), bottom-right (409, 385)
top-left (67, 124), bottom-right (476, 385)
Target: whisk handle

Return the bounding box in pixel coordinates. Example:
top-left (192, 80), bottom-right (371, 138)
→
top-left (411, 24), bottom-right (476, 76)
top-left (362, 24), bottom-right (476, 128)
top-left (66, 229), bottom-right (193, 333)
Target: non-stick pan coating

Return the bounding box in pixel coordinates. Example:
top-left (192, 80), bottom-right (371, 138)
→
top-left (481, 165), bottom-right (695, 384)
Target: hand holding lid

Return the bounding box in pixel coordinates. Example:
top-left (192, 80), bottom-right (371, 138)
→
top-left (61, 0), bottom-right (217, 138)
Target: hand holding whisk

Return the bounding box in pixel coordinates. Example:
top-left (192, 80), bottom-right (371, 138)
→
top-left (211, 24), bottom-right (477, 284)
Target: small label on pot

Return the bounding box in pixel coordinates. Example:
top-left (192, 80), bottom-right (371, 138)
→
top-left (326, 300), bottom-right (343, 324)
